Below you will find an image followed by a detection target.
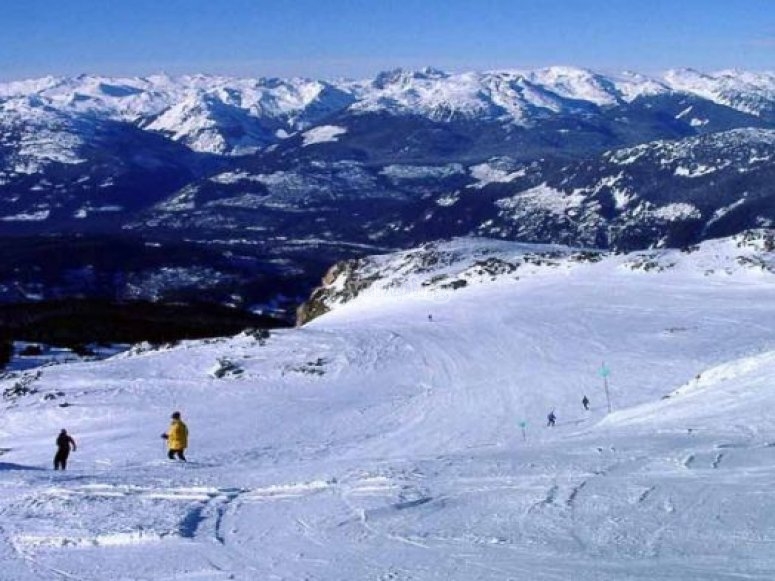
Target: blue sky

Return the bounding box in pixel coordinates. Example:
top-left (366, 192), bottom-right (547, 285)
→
top-left (1, 0), bottom-right (773, 80)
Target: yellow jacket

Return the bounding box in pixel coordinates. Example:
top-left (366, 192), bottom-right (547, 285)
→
top-left (167, 419), bottom-right (188, 450)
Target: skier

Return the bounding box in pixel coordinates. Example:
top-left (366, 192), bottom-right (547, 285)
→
top-left (582, 395), bottom-right (590, 411)
top-left (54, 429), bottom-right (77, 470)
top-left (546, 410), bottom-right (556, 427)
top-left (161, 411), bottom-right (188, 462)
top-left (428, 314), bottom-right (433, 322)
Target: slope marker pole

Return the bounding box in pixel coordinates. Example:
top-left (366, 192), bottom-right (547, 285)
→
top-left (599, 362), bottom-right (612, 413)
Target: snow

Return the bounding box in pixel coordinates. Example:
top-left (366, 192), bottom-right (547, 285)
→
top-left (495, 183), bottom-right (586, 216)
top-left (609, 188), bottom-right (630, 210)
top-left (1, 67), bottom-right (773, 160)
top-left (154, 185), bottom-right (199, 212)
top-left (521, 66), bottom-right (625, 106)
top-left (672, 105), bottom-right (711, 129)
top-left (707, 197), bottom-right (748, 227)
top-left (0, 74), bottom-right (349, 156)
top-left (664, 68), bottom-right (775, 117)
top-left (209, 171), bottom-right (263, 184)
top-left (607, 143), bottom-right (650, 166)
top-left (0, 104), bottom-right (89, 173)
top-left (0, 210), bottom-right (50, 222)
top-left (351, 68), bottom-right (497, 120)
top-left (242, 162), bottom-right (382, 204)
top-left (72, 205), bottom-right (123, 219)
top-left (650, 202), bottom-right (702, 221)
top-left (348, 66), bottom-right (673, 123)
top-left (301, 124), bottom-right (347, 146)
top-left (143, 95), bottom-right (265, 155)
top-left (381, 163), bottom-right (465, 181)
top-left (2, 234), bottom-right (775, 579)
top-left (204, 193), bottom-right (270, 210)
top-left (435, 192), bottom-right (460, 207)
top-left (468, 160), bottom-right (526, 188)
top-left (674, 164), bottom-right (718, 178)
top-left (605, 129), bottom-right (775, 179)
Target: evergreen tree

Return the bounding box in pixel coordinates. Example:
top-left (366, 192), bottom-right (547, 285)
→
top-left (0, 337), bottom-right (13, 370)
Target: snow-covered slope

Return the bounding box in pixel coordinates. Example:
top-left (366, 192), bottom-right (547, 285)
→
top-left (664, 68), bottom-right (775, 118)
top-left (0, 74), bottom-right (353, 156)
top-left (2, 232), bottom-right (775, 579)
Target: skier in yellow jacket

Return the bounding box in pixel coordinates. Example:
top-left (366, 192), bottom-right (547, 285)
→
top-left (161, 411), bottom-right (188, 461)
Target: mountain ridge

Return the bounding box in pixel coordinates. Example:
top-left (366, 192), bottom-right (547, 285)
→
top-left (3, 66), bottom-right (775, 157)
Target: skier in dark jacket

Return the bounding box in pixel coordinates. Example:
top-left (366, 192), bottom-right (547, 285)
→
top-left (547, 410), bottom-right (556, 427)
top-left (582, 395), bottom-right (590, 411)
top-left (54, 429), bottom-right (77, 470)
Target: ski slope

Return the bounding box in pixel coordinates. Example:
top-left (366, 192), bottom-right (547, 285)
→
top-left (2, 235), bottom-right (775, 580)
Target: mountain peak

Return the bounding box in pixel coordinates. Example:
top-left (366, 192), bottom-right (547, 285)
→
top-left (371, 66), bottom-right (449, 89)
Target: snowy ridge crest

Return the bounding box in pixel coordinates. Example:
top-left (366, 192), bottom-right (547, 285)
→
top-left (297, 230), bottom-right (775, 324)
top-left (2, 66), bottom-right (775, 156)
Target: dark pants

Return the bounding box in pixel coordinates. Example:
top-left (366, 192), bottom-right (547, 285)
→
top-left (168, 449), bottom-right (186, 461)
top-left (54, 448), bottom-right (70, 470)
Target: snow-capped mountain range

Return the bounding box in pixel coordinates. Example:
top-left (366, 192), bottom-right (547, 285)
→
top-left (1, 66), bottom-right (775, 311)
top-left (2, 67), bottom-right (774, 158)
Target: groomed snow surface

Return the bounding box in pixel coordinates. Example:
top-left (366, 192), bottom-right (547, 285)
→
top-left (2, 237), bottom-right (775, 580)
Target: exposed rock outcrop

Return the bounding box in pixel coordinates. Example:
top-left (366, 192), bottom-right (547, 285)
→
top-left (296, 259), bottom-right (379, 326)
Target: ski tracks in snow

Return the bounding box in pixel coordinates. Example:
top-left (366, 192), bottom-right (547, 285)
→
top-left (6, 479), bottom-right (334, 550)
top-left (6, 441), bottom-right (775, 580)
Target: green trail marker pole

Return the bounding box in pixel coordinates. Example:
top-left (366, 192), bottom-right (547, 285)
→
top-left (599, 362), bottom-right (612, 413)
top-left (519, 420), bottom-right (528, 442)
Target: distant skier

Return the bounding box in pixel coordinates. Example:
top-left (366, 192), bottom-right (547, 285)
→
top-left (546, 410), bottom-right (556, 427)
top-left (428, 314), bottom-right (433, 322)
top-left (582, 395), bottom-right (590, 411)
top-left (161, 411), bottom-right (188, 462)
top-left (54, 429), bottom-right (77, 470)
